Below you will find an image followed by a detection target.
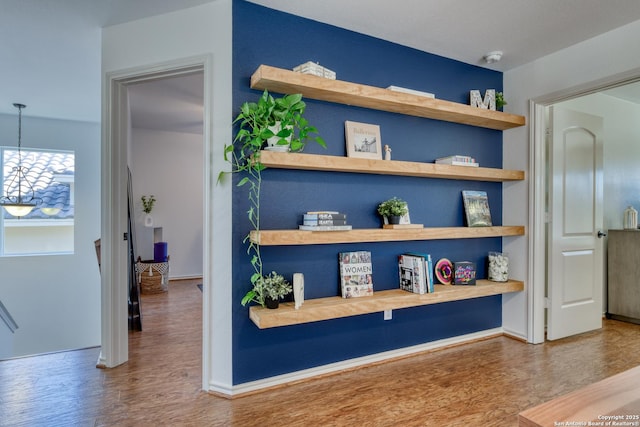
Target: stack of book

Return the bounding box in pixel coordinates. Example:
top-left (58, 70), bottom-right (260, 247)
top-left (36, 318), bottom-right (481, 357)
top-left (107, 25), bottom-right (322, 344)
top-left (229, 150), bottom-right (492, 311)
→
top-left (299, 211), bottom-right (352, 231)
top-left (398, 253), bottom-right (434, 294)
top-left (435, 155), bottom-right (479, 167)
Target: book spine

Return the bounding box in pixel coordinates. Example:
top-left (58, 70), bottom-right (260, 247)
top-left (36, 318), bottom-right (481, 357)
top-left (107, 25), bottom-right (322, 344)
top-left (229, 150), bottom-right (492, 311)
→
top-left (303, 213), bottom-right (347, 220)
top-left (303, 219), bottom-right (348, 226)
top-left (398, 254), bottom-right (427, 294)
top-left (413, 255), bottom-right (425, 294)
top-left (426, 254), bottom-right (434, 293)
top-left (299, 225), bottom-right (352, 231)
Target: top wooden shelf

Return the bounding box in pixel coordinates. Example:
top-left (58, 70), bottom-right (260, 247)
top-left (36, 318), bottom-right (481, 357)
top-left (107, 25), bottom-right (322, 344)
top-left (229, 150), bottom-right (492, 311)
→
top-left (258, 151), bottom-right (524, 182)
top-left (251, 65), bottom-right (526, 131)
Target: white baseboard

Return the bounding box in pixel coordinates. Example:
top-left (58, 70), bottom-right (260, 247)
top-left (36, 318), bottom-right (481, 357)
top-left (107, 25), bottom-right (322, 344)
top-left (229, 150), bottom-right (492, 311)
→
top-left (209, 327), bottom-right (504, 397)
top-left (502, 326), bottom-right (527, 342)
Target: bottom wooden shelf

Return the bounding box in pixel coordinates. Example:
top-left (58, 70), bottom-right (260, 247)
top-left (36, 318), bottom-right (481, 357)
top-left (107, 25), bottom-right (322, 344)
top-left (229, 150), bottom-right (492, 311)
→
top-left (249, 279), bottom-right (524, 329)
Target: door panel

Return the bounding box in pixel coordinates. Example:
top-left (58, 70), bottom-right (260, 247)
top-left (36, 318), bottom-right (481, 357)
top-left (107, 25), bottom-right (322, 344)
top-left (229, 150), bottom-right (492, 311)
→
top-left (548, 107), bottom-right (603, 340)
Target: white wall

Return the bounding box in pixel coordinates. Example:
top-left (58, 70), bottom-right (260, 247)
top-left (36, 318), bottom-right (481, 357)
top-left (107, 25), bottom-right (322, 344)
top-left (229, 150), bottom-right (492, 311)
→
top-left (131, 128), bottom-right (204, 278)
top-left (0, 114), bottom-right (101, 358)
top-left (102, 0), bottom-right (233, 393)
top-left (502, 19), bottom-right (640, 340)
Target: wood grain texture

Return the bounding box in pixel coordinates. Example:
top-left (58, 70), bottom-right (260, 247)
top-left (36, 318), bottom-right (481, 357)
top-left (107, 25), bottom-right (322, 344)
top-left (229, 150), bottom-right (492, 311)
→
top-left (250, 225), bottom-right (525, 246)
top-left (2, 279), bottom-right (640, 427)
top-left (258, 150), bottom-right (525, 182)
top-left (249, 280), bottom-right (524, 329)
top-left (607, 230), bottom-right (640, 322)
top-left (518, 365), bottom-right (640, 426)
top-left (251, 65), bottom-right (526, 130)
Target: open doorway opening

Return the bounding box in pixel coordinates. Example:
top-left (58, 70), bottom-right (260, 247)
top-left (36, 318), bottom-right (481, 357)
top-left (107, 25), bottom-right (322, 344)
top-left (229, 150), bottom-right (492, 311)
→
top-left (531, 78), bottom-right (640, 342)
top-left (99, 61), bottom-right (208, 373)
top-left (126, 71), bottom-right (205, 368)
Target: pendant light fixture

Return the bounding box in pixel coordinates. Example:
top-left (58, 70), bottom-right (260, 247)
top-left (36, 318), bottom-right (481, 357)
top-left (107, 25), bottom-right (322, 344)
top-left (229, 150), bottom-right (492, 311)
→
top-left (0, 103), bottom-right (41, 217)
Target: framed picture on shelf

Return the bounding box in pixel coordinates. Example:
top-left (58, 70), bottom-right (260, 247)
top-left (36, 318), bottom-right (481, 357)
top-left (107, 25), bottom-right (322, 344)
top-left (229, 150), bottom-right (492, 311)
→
top-left (462, 190), bottom-right (493, 227)
top-left (345, 121), bottom-right (382, 160)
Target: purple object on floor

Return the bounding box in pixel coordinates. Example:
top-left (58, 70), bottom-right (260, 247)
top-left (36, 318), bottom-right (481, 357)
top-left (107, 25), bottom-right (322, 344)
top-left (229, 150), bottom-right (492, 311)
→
top-left (154, 242), bottom-right (168, 262)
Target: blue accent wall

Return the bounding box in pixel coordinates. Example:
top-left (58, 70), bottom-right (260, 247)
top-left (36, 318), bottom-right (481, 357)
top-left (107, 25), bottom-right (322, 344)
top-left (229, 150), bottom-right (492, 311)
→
top-left (232, 0), bottom-right (504, 384)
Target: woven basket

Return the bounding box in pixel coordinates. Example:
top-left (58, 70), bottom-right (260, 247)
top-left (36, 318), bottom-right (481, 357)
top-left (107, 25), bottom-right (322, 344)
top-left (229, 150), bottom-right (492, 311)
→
top-left (136, 258), bottom-right (170, 294)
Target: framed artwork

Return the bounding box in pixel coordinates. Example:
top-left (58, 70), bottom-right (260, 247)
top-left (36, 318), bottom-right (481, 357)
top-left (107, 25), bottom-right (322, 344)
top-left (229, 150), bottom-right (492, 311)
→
top-left (345, 121), bottom-right (382, 159)
top-left (462, 190), bottom-right (492, 227)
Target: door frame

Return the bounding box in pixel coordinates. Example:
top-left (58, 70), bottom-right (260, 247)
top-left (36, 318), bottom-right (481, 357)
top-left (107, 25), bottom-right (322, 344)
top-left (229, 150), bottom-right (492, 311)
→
top-left (99, 55), bottom-right (233, 393)
top-left (529, 69), bottom-right (640, 343)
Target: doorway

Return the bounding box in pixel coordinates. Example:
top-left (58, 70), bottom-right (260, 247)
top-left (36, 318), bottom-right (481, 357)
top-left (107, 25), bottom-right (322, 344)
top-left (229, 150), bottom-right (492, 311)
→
top-left (530, 78), bottom-right (640, 343)
top-left (100, 60), bottom-right (207, 369)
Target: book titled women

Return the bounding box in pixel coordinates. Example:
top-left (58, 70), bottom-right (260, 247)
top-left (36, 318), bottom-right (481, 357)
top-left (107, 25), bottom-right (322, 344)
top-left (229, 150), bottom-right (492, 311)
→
top-left (338, 251), bottom-right (374, 298)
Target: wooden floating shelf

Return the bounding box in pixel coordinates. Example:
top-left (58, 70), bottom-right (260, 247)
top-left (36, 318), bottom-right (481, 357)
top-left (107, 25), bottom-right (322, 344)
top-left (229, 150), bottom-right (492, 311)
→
top-left (251, 65), bottom-right (526, 131)
top-left (250, 226), bottom-right (525, 246)
top-left (259, 151), bottom-right (524, 182)
top-left (249, 280), bottom-right (524, 329)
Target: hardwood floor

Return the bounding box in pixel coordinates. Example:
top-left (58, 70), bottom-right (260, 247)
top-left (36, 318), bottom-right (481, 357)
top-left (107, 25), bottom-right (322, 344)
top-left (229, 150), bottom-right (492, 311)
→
top-left (1, 279), bottom-right (639, 426)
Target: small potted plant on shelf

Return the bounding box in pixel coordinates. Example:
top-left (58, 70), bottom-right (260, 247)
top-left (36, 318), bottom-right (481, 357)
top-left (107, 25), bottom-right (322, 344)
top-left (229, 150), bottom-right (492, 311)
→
top-left (496, 92), bottom-right (507, 111)
top-left (230, 89), bottom-right (326, 154)
top-left (377, 197), bottom-right (408, 225)
top-left (141, 195), bottom-right (156, 227)
top-left (241, 271), bottom-right (292, 309)
top-left (219, 90), bottom-right (325, 308)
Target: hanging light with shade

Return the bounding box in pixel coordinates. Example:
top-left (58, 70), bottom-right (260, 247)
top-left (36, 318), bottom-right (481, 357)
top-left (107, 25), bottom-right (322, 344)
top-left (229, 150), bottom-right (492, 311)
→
top-left (0, 103), bottom-right (41, 217)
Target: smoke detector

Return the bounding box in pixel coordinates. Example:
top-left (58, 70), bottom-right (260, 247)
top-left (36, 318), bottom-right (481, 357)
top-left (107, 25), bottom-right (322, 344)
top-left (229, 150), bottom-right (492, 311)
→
top-left (483, 51), bottom-right (503, 64)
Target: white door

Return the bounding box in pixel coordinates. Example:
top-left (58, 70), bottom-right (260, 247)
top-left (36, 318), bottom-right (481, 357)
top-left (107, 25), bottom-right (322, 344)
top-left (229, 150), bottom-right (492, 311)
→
top-left (547, 107), bottom-right (604, 340)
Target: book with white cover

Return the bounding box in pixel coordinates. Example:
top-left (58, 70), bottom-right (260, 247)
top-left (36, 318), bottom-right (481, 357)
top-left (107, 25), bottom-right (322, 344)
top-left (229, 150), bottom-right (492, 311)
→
top-left (386, 86), bottom-right (435, 99)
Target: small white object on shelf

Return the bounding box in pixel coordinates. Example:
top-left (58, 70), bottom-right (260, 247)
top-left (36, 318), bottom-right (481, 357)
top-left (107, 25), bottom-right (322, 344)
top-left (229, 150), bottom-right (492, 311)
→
top-left (488, 252), bottom-right (509, 282)
top-left (384, 144), bottom-right (392, 160)
top-left (293, 273), bottom-right (304, 310)
top-left (470, 89), bottom-right (496, 110)
top-left (623, 206), bottom-right (638, 229)
top-left (293, 61), bottom-right (336, 79)
top-left (386, 85), bottom-right (435, 99)
top-left (435, 155), bottom-right (478, 167)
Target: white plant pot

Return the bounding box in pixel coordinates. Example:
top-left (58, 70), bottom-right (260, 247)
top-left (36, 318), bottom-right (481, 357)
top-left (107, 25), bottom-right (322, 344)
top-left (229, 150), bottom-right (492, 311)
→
top-left (144, 213), bottom-right (154, 228)
top-left (266, 122), bottom-right (291, 152)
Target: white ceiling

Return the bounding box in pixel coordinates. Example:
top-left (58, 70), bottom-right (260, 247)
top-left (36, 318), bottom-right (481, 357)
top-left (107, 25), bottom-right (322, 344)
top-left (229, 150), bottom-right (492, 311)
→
top-left (128, 73), bottom-right (204, 135)
top-left (248, 0), bottom-right (640, 72)
top-left (4, 0), bottom-right (640, 127)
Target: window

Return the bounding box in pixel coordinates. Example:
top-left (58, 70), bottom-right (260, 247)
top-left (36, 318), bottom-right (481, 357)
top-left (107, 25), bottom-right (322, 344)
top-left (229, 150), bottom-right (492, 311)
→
top-left (1, 147), bottom-right (75, 256)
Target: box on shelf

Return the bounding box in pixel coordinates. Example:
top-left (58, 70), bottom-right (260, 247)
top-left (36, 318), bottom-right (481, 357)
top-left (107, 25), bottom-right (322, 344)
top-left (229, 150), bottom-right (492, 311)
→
top-left (453, 261), bottom-right (476, 285)
top-left (293, 61), bottom-right (336, 79)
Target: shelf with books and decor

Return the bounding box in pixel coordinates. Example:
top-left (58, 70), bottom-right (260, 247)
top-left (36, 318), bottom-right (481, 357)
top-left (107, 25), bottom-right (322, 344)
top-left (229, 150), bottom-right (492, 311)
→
top-left (249, 279), bottom-right (524, 329)
top-left (237, 63), bottom-right (526, 328)
top-left (250, 65), bottom-right (526, 131)
top-left (258, 150), bottom-right (524, 182)
top-left (250, 226), bottom-right (525, 246)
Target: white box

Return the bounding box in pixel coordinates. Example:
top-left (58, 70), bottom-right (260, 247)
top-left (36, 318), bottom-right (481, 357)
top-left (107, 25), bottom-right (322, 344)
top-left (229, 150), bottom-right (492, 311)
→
top-left (293, 62), bottom-right (336, 79)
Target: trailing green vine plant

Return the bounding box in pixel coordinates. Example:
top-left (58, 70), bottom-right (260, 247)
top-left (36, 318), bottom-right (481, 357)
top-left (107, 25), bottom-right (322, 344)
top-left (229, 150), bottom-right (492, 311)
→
top-left (218, 89), bottom-right (325, 307)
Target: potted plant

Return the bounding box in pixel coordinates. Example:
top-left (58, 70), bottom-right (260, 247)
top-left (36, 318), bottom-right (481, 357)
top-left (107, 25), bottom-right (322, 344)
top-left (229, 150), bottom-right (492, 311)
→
top-left (218, 90), bottom-right (325, 307)
top-left (241, 271), bottom-right (292, 309)
top-left (141, 195), bottom-right (156, 227)
top-left (496, 92), bottom-right (507, 110)
top-left (231, 89), bottom-right (326, 154)
top-left (377, 197), bottom-right (408, 225)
